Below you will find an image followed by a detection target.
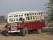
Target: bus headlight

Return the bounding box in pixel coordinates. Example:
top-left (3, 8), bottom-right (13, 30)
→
top-left (8, 26), bottom-right (10, 27)
top-left (18, 25), bottom-right (21, 26)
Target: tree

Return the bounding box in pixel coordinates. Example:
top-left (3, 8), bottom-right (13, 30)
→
top-left (46, 0), bottom-right (53, 22)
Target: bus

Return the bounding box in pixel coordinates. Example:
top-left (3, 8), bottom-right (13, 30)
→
top-left (3, 11), bottom-right (45, 36)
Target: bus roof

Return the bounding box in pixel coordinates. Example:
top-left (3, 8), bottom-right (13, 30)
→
top-left (8, 11), bottom-right (43, 15)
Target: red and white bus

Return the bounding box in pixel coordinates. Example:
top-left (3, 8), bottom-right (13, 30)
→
top-left (3, 11), bottom-right (45, 36)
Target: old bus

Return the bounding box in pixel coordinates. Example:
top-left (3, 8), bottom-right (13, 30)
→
top-left (3, 11), bottom-right (45, 36)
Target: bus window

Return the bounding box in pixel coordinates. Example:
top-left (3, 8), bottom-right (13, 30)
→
top-left (9, 16), bottom-right (13, 17)
top-left (39, 13), bottom-right (40, 15)
top-left (33, 16), bottom-right (35, 19)
top-left (30, 13), bottom-right (31, 15)
top-left (37, 13), bottom-right (38, 15)
top-left (16, 18), bottom-right (18, 21)
top-left (39, 17), bottom-right (40, 19)
top-left (36, 18), bottom-right (37, 20)
top-left (21, 15), bottom-right (23, 16)
top-left (14, 18), bottom-right (15, 21)
top-left (35, 16), bottom-right (36, 17)
top-left (26, 17), bottom-right (30, 20)
top-left (19, 15), bottom-right (23, 17)
top-left (32, 13), bottom-right (34, 15)
top-left (19, 15), bottom-right (20, 16)
top-left (38, 17), bottom-right (39, 19)
top-left (41, 12), bottom-right (43, 14)
top-left (19, 18), bottom-right (23, 21)
top-left (35, 13), bottom-right (36, 15)
top-left (14, 15), bottom-right (18, 17)
top-left (25, 14), bottom-right (26, 16)
top-left (9, 18), bottom-right (13, 22)
top-left (27, 14), bottom-right (29, 16)
top-left (28, 17), bottom-right (30, 20)
top-left (30, 16), bottom-right (32, 20)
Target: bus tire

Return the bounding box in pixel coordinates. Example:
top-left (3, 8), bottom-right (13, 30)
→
top-left (21, 27), bottom-right (28, 36)
top-left (36, 29), bottom-right (42, 34)
top-left (2, 30), bottom-right (9, 36)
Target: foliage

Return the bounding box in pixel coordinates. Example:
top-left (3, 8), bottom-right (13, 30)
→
top-left (46, 0), bottom-right (53, 22)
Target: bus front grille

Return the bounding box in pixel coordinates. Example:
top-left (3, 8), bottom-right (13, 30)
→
top-left (11, 23), bottom-right (17, 30)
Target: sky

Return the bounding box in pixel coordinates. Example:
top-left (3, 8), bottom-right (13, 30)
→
top-left (0, 0), bottom-right (48, 16)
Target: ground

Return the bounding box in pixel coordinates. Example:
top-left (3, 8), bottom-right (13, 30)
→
top-left (0, 23), bottom-right (53, 40)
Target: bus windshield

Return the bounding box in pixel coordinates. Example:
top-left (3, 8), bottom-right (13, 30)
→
top-left (9, 18), bottom-right (23, 22)
top-left (8, 14), bottom-right (24, 23)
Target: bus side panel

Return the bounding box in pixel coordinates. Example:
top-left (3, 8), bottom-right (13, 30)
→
top-left (37, 21), bottom-right (43, 29)
top-left (33, 21), bottom-right (45, 29)
top-left (24, 21), bottom-right (39, 30)
top-left (24, 20), bottom-right (45, 30)
top-left (24, 22), bottom-right (33, 30)
top-left (33, 21), bottom-right (39, 29)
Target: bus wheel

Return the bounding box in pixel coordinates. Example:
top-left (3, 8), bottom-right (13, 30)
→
top-left (2, 30), bottom-right (9, 36)
top-left (21, 27), bottom-right (28, 36)
top-left (36, 29), bottom-right (42, 34)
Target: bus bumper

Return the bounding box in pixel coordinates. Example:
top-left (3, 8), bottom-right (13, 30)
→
top-left (8, 30), bottom-right (20, 33)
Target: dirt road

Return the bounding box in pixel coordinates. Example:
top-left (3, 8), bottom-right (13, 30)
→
top-left (0, 32), bottom-right (53, 40)
top-left (0, 23), bottom-right (53, 40)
